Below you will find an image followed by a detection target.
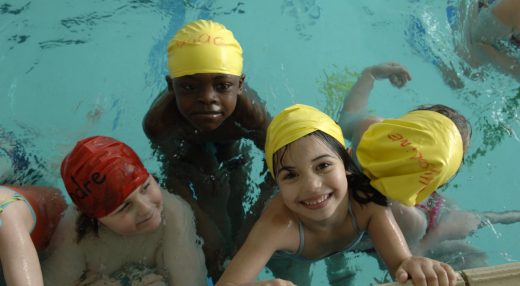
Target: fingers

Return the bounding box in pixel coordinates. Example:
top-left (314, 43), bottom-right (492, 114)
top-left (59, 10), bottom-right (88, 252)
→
top-left (253, 279), bottom-right (296, 286)
top-left (389, 67), bottom-right (412, 88)
top-left (398, 257), bottom-right (457, 286)
top-left (395, 267), bottom-right (409, 283)
top-left (441, 263), bottom-right (459, 286)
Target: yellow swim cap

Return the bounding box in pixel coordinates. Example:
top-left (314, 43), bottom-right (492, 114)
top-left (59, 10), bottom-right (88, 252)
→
top-left (265, 104), bottom-right (345, 178)
top-left (356, 110), bottom-right (463, 206)
top-left (167, 19), bottom-right (243, 78)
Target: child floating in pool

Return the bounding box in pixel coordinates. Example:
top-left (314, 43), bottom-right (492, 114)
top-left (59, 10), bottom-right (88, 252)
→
top-left (457, 0), bottom-right (520, 80)
top-left (217, 104), bottom-right (458, 286)
top-left (143, 19), bottom-right (273, 278)
top-left (0, 185), bottom-right (66, 286)
top-left (42, 136), bottom-right (207, 285)
top-left (338, 61), bottom-right (520, 258)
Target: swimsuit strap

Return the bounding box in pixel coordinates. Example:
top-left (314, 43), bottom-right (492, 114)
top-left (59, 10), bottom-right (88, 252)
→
top-left (0, 194), bottom-right (24, 213)
top-left (294, 219), bottom-right (305, 256)
top-left (348, 199), bottom-right (361, 233)
top-left (0, 186), bottom-right (37, 232)
top-left (340, 198), bottom-right (366, 252)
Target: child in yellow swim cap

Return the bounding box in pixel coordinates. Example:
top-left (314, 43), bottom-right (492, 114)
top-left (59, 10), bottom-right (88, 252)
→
top-left (217, 104), bottom-right (458, 286)
top-left (142, 19), bottom-right (273, 279)
top-left (338, 62), bottom-right (474, 253)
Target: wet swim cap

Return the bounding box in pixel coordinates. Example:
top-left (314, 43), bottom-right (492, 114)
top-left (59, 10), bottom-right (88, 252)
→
top-left (265, 104), bottom-right (345, 178)
top-left (356, 110), bottom-right (463, 206)
top-left (61, 136), bottom-right (149, 218)
top-left (167, 19), bottom-right (243, 78)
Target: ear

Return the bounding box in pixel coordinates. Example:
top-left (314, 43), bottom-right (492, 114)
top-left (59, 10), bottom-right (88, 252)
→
top-left (238, 74), bottom-right (245, 95)
top-left (165, 75), bottom-right (174, 92)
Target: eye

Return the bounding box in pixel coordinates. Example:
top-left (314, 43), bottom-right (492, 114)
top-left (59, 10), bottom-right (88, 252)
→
top-left (180, 83), bottom-right (196, 92)
top-left (316, 161), bottom-right (332, 171)
top-left (174, 80), bottom-right (197, 93)
top-left (117, 202), bottom-right (131, 213)
top-left (279, 170), bottom-right (298, 181)
top-left (215, 82), bottom-right (233, 92)
top-left (141, 182), bottom-right (151, 194)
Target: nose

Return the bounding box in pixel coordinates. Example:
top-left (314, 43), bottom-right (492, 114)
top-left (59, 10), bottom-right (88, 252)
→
top-left (303, 172), bottom-right (322, 193)
top-left (134, 194), bottom-right (153, 217)
top-left (198, 85), bottom-right (217, 104)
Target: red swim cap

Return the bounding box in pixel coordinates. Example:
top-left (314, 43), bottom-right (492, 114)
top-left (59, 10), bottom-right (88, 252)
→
top-left (61, 136), bottom-right (149, 218)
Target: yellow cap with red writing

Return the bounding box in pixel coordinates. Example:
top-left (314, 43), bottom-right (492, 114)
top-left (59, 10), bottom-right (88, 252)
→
top-left (167, 19), bottom-right (243, 78)
top-left (356, 110), bottom-right (463, 206)
top-left (265, 104), bottom-right (346, 179)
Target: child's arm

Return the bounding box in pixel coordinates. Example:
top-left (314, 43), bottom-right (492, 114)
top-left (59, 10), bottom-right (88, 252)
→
top-left (0, 197), bottom-right (43, 286)
top-left (475, 43), bottom-right (520, 80)
top-left (217, 196), bottom-right (297, 286)
top-left (367, 204), bottom-right (458, 285)
top-left (42, 207), bottom-right (87, 285)
top-left (161, 191), bottom-right (207, 286)
top-left (338, 62), bottom-right (411, 142)
top-left (492, 0), bottom-right (520, 30)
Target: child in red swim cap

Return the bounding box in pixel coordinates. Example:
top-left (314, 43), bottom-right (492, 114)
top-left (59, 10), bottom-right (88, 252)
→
top-left (42, 136), bottom-right (207, 285)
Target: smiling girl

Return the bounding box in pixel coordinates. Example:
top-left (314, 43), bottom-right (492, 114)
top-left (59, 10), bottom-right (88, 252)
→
top-left (42, 136), bottom-right (207, 285)
top-left (216, 104), bottom-right (458, 286)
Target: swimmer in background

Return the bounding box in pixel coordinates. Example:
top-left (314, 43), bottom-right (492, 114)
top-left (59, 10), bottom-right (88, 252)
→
top-left (217, 104), bottom-right (458, 286)
top-left (0, 185), bottom-right (66, 286)
top-left (459, 0), bottom-right (520, 80)
top-left (339, 61), bottom-right (520, 259)
top-left (42, 136), bottom-right (207, 285)
top-left (143, 20), bottom-right (273, 278)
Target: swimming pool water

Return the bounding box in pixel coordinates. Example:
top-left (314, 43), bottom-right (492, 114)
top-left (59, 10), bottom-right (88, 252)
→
top-left (1, 0), bottom-right (519, 285)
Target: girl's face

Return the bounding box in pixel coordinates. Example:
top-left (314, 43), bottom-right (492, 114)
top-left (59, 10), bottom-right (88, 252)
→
top-left (274, 135), bottom-right (348, 222)
top-left (170, 73), bottom-right (243, 132)
top-left (99, 176), bottom-right (163, 236)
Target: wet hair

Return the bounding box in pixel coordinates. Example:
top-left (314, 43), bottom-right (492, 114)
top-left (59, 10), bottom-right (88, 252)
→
top-left (75, 213), bottom-right (99, 243)
top-left (273, 130), bottom-right (388, 207)
top-left (414, 104), bottom-right (472, 153)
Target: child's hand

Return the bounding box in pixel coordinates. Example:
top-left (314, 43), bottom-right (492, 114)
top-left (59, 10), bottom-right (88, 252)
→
top-left (241, 279), bottom-right (296, 286)
top-left (366, 62), bottom-right (412, 88)
top-left (395, 256), bottom-right (458, 286)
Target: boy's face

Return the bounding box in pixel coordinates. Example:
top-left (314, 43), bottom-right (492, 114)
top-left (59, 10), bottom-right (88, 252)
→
top-left (99, 176), bottom-right (163, 236)
top-left (169, 73), bottom-right (244, 132)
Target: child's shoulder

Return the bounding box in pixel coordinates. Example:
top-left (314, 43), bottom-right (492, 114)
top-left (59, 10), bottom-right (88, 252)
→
top-left (143, 90), bottom-right (184, 141)
top-left (232, 85), bottom-right (270, 129)
top-left (350, 198), bottom-right (388, 231)
top-left (45, 206), bottom-right (80, 250)
top-left (162, 191), bottom-right (195, 225)
top-left (258, 195), bottom-right (297, 233)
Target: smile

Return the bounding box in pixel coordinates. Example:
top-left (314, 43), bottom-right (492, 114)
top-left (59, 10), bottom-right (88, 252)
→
top-left (192, 111), bottom-right (222, 116)
top-left (301, 193), bottom-right (333, 210)
top-left (137, 209), bottom-right (156, 225)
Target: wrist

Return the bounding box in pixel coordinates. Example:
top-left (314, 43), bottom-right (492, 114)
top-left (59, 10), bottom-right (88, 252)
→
top-left (361, 68), bottom-right (376, 81)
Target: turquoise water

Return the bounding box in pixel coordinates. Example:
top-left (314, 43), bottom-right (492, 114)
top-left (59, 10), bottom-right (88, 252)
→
top-left (1, 0), bottom-right (519, 285)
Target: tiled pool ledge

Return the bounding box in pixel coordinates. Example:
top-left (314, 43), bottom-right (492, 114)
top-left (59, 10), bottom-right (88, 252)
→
top-left (379, 262), bottom-right (520, 286)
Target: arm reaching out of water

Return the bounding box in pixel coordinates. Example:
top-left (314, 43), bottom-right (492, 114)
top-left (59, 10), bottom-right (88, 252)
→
top-left (467, 0), bottom-right (520, 80)
top-left (0, 189), bottom-right (42, 286)
top-left (338, 62), bottom-right (411, 142)
top-left (366, 204), bottom-right (458, 285)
